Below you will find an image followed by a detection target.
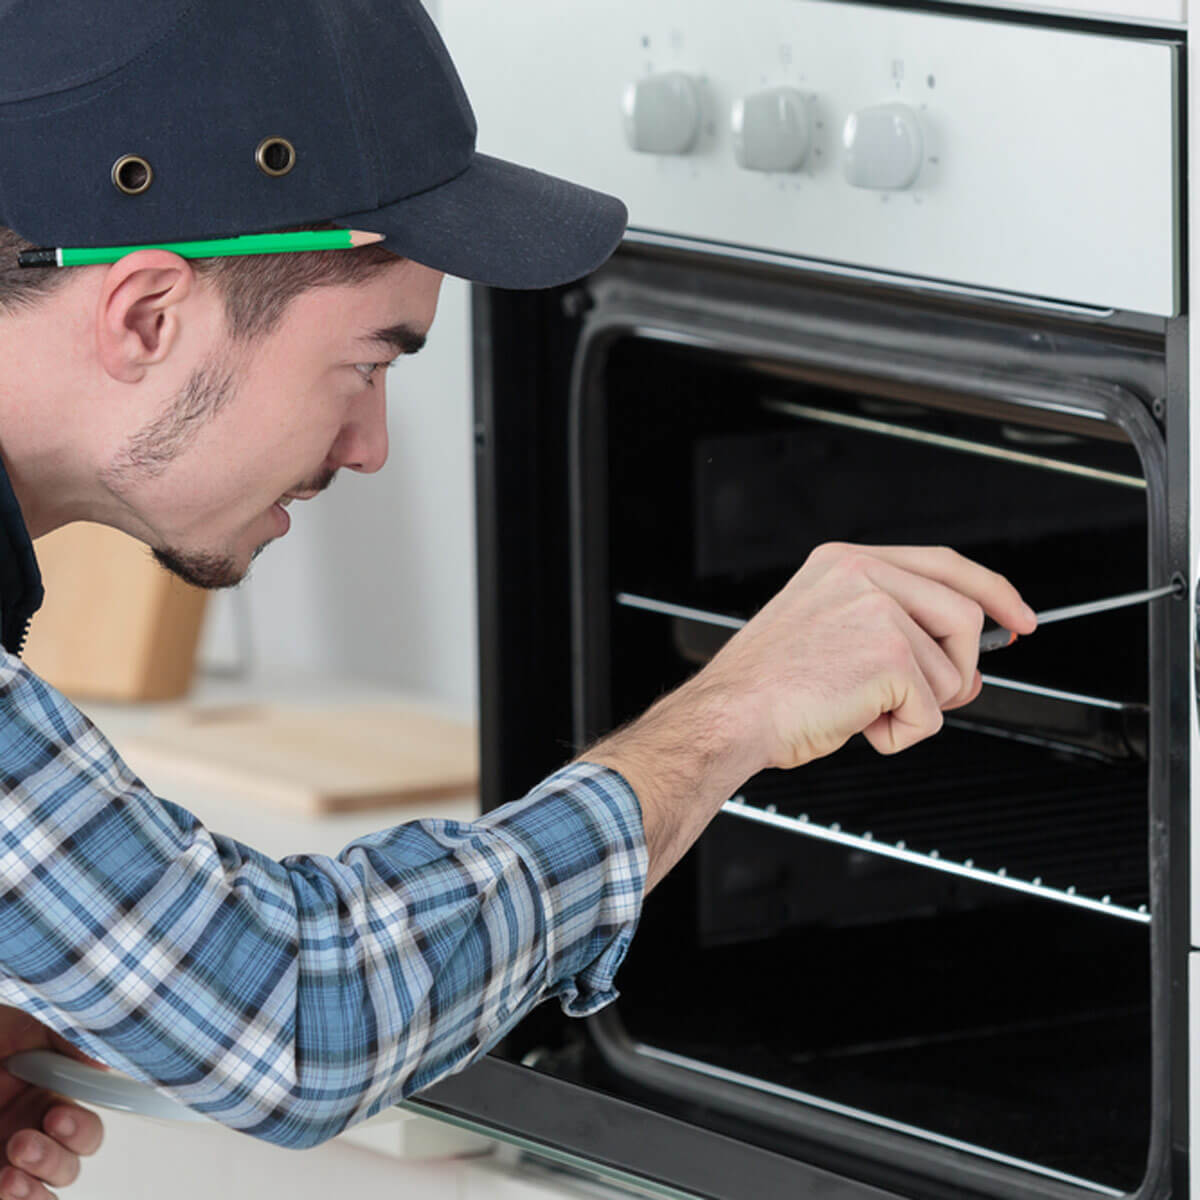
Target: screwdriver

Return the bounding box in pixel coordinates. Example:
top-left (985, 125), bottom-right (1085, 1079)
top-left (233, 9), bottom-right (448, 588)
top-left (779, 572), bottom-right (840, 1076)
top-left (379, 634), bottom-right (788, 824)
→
top-left (979, 580), bottom-right (1183, 653)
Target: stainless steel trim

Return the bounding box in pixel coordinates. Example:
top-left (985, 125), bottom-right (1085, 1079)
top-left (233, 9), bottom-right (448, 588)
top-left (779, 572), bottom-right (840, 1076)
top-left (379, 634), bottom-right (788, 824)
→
top-left (762, 398), bottom-right (1146, 490)
top-left (629, 1043), bottom-right (1125, 1198)
top-left (622, 229), bottom-right (1121, 320)
top-left (720, 796), bottom-right (1151, 924)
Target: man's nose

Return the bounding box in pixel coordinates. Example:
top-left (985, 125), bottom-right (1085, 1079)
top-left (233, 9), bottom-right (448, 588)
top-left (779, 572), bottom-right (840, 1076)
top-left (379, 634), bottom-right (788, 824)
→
top-left (334, 379), bottom-right (390, 474)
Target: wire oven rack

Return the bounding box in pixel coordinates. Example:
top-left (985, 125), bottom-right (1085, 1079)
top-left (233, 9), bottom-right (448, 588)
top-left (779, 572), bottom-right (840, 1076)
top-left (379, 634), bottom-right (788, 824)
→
top-left (723, 742), bottom-right (1149, 924)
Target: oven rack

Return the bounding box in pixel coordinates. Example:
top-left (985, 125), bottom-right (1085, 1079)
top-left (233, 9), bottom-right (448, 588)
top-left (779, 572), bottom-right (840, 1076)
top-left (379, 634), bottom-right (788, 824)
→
top-left (719, 798), bottom-right (1148, 924)
top-left (735, 729), bottom-right (1149, 914)
top-left (725, 734), bottom-right (1149, 925)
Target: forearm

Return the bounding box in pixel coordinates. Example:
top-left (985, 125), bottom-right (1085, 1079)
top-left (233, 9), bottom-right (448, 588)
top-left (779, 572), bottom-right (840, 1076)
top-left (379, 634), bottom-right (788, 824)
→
top-left (584, 675), bottom-right (765, 893)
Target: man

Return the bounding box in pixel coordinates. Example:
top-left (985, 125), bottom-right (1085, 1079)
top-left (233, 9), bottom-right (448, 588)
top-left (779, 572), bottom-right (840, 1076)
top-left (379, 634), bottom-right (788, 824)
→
top-left (0, 1), bottom-right (1037, 1197)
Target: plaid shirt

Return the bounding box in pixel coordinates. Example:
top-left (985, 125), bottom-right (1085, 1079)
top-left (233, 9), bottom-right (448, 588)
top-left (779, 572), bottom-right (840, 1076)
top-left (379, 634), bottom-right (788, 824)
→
top-left (0, 649), bottom-right (647, 1148)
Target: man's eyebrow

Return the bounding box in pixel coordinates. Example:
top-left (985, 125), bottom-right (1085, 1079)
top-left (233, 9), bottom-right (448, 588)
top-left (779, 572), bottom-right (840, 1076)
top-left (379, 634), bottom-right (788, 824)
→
top-left (361, 323), bottom-right (427, 355)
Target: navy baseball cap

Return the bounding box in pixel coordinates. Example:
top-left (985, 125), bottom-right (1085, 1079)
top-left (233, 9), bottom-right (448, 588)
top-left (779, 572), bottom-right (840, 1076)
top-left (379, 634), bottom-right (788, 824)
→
top-left (0, 0), bottom-right (627, 289)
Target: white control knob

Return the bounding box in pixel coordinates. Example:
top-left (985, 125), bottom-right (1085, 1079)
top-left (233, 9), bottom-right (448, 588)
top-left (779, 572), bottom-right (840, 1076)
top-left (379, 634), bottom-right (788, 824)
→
top-left (842, 103), bottom-right (924, 190)
top-left (732, 87), bottom-right (810, 172)
top-left (622, 73), bottom-right (701, 155)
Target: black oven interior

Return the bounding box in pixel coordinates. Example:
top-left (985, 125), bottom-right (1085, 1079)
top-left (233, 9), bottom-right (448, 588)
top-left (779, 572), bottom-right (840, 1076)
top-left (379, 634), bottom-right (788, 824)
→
top-left (575, 329), bottom-right (1159, 1195)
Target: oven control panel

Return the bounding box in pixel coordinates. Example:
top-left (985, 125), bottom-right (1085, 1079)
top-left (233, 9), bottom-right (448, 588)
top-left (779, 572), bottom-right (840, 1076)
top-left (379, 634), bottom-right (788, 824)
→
top-left (440, 0), bottom-right (1178, 315)
top-left (625, 76), bottom-right (926, 192)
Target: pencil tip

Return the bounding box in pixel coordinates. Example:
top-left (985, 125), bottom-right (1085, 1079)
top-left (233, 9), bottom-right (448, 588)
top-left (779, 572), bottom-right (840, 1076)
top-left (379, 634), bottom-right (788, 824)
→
top-left (349, 230), bottom-right (386, 246)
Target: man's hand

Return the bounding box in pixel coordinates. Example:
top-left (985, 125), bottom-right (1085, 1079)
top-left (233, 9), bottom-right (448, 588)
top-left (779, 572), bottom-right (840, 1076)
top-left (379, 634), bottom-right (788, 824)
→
top-left (587, 543), bottom-right (1036, 891)
top-left (0, 1009), bottom-right (104, 1200)
top-left (694, 542), bottom-right (1036, 768)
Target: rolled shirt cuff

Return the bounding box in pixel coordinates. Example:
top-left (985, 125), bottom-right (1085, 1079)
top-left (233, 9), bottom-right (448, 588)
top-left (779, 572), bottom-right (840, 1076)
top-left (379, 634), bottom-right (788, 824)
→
top-left (474, 761), bottom-right (647, 1019)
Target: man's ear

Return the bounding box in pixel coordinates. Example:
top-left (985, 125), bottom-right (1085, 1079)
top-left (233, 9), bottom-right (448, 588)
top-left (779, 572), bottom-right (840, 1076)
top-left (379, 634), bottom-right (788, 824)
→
top-left (95, 250), bottom-right (196, 383)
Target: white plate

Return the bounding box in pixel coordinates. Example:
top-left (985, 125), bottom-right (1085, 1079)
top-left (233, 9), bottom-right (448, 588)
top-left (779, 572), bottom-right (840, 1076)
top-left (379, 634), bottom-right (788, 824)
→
top-left (3, 1050), bottom-right (208, 1122)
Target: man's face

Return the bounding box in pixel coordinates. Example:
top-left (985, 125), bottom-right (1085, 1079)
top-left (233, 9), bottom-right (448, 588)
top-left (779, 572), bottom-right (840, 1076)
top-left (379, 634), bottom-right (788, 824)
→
top-left (103, 258), bottom-right (443, 588)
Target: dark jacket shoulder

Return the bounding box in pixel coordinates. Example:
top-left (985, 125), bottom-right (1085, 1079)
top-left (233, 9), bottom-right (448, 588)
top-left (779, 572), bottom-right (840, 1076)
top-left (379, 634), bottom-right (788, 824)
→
top-left (0, 456), bottom-right (43, 654)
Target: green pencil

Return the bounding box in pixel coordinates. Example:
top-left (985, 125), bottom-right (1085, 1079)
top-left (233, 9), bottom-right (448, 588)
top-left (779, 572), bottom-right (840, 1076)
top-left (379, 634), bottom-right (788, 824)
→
top-left (17, 229), bottom-right (385, 268)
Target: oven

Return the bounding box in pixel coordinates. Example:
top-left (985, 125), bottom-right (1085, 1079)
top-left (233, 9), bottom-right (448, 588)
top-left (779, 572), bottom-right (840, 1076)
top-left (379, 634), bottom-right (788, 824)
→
top-left (413, 3), bottom-right (1192, 1198)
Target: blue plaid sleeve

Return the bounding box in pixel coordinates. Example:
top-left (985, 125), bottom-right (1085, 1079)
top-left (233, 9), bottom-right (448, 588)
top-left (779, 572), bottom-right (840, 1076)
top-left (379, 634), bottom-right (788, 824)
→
top-left (0, 650), bottom-right (647, 1148)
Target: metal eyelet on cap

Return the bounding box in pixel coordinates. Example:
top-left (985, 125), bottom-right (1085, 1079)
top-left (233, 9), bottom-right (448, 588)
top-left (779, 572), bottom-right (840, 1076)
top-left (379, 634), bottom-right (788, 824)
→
top-left (255, 136), bottom-right (296, 177)
top-left (111, 154), bottom-right (154, 196)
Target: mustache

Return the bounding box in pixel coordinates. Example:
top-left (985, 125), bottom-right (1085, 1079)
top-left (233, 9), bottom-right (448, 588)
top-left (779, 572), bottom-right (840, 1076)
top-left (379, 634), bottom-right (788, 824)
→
top-left (292, 467), bottom-right (338, 496)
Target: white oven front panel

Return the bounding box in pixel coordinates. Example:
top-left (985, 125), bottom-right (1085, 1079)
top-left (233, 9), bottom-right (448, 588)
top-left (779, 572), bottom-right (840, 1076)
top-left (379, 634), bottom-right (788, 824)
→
top-left (440, 0), bottom-right (1178, 315)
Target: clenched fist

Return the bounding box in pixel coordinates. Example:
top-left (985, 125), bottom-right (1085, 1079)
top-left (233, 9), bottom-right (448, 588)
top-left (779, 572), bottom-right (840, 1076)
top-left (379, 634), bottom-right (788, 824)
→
top-left (701, 542), bottom-right (1035, 767)
top-left (586, 543), bottom-right (1036, 891)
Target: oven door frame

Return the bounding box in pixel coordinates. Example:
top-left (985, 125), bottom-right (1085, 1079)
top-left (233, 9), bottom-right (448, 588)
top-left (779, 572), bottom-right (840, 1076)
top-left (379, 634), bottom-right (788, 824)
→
top-left (411, 250), bottom-right (1190, 1200)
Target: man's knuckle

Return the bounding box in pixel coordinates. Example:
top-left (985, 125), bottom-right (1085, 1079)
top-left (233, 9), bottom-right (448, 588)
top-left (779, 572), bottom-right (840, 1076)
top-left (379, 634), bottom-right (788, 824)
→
top-left (808, 540), bottom-right (850, 563)
top-left (852, 586), bottom-right (894, 625)
top-left (879, 630), bottom-right (911, 670)
top-left (840, 550), bottom-right (877, 578)
top-left (931, 545), bottom-right (968, 572)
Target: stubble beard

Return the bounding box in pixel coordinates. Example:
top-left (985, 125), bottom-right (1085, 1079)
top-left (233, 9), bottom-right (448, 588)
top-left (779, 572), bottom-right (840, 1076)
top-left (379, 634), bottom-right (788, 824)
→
top-left (151, 541), bottom-right (265, 590)
top-left (151, 464), bottom-right (338, 590)
top-left (103, 356), bottom-right (258, 590)
top-left (105, 358), bottom-right (338, 591)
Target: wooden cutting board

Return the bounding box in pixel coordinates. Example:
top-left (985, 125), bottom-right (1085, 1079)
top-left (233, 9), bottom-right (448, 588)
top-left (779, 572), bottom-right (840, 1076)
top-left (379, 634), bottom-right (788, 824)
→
top-left (24, 522), bottom-right (207, 701)
top-left (118, 702), bottom-right (478, 815)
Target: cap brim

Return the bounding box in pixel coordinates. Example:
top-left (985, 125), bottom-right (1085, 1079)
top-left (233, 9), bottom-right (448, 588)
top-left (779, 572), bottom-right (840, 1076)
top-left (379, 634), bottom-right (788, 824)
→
top-left (333, 153), bottom-right (627, 290)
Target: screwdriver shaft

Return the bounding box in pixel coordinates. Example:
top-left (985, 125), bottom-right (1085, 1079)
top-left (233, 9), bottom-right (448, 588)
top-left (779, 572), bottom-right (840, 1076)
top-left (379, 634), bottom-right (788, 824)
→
top-left (1032, 582), bottom-right (1179, 626)
top-left (980, 580), bottom-right (1181, 653)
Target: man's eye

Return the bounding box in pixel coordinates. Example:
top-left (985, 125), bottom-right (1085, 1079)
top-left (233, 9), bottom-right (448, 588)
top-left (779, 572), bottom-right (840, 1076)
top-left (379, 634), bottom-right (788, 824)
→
top-left (354, 362), bottom-right (386, 383)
